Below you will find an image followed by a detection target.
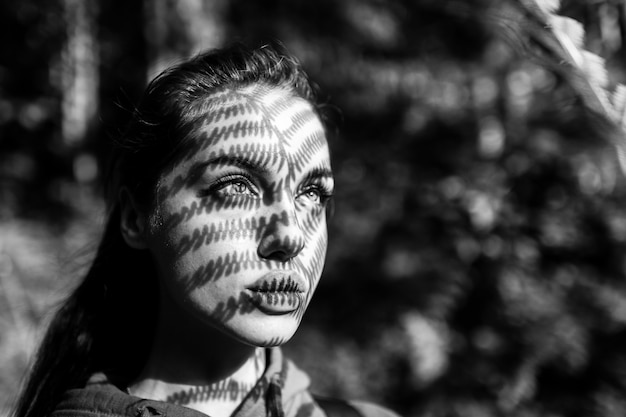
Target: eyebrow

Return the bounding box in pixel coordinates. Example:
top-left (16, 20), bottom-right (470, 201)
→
top-left (187, 155), bottom-right (333, 187)
top-left (303, 167), bottom-right (334, 181)
top-left (199, 155), bottom-right (272, 176)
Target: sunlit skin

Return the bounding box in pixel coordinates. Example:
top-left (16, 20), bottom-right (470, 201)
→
top-left (127, 84), bottom-right (333, 417)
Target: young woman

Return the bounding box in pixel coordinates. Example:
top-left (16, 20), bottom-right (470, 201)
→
top-left (13, 44), bottom-right (399, 417)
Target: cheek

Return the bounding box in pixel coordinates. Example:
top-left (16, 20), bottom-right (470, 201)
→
top-left (152, 215), bottom-right (255, 287)
top-left (297, 195), bottom-right (329, 235)
top-left (297, 208), bottom-right (329, 290)
top-left (147, 196), bottom-right (216, 281)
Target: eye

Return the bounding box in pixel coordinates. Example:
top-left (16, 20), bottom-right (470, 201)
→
top-left (298, 185), bottom-right (332, 205)
top-left (199, 174), bottom-right (258, 199)
top-left (303, 189), bottom-right (321, 203)
top-left (216, 180), bottom-right (254, 197)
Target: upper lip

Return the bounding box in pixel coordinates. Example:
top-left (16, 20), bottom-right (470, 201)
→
top-left (247, 271), bottom-right (307, 293)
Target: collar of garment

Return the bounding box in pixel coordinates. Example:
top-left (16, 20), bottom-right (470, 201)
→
top-left (51, 347), bottom-right (325, 417)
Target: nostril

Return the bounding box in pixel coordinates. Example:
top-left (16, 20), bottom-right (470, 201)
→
top-left (258, 234), bottom-right (305, 262)
top-left (272, 250), bottom-right (291, 263)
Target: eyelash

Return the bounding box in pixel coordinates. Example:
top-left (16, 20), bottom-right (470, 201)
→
top-left (199, 174), bottom-right (257, 198)
top-left (198, 174), bottom-right (334, 205)
top-left (299, 183), bottom-right (334, 205)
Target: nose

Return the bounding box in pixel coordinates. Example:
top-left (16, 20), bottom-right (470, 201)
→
top-left (257, 205), bottom-right (305, 262)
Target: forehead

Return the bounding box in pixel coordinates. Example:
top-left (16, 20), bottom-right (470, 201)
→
top-left (177, 85), bottom-right (330, 172)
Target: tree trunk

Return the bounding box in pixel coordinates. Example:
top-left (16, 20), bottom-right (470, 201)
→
top-left (144, 0), bottom-right (228, 79)
top-left (61, 0), bottom-right (99, 147)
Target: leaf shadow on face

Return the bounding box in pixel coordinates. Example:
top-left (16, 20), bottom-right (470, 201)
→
top-left (142, 87), bottom-right (333, 348)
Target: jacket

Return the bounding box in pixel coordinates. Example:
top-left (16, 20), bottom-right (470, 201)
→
top-left (50, 348), bottom-right (399, 417)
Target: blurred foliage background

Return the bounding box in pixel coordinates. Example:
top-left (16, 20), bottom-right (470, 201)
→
top-left (2, 0), bottom-right (626, 416)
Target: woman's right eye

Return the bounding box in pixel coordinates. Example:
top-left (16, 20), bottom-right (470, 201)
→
top-left (209, 178), bottom-right (258, 198)
top-left (217, 181), bottom-right (253, 196)
top-left (198, 174), bottom-right (258, 199)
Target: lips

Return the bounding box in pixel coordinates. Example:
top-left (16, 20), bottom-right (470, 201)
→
top-left (246, 271), bottom-right (307, 314)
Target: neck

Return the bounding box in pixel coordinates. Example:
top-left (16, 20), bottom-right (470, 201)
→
top-left (128, 292), bottom-right (267, 417)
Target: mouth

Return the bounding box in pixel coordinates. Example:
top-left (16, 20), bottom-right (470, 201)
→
top-left (245, 271), bottom-right (307, 315)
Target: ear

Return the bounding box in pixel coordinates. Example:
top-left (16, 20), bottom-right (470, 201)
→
top-left (119, 187), bottom-right (148, 249)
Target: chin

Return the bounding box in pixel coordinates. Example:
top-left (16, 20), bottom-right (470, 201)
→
top-left (223, 314), bottom-right (302, 348)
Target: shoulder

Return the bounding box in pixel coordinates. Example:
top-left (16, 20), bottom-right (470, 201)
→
top-left (50, 381), bottom-right (129, 417)
top-left (50, 377), bottom-right (204, 417)
top-left (349, 401), bottom-right (401, 417)
top-left (314, 397), bottom-right (401, 417)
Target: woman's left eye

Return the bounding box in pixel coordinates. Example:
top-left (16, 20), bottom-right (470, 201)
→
top-left (299, 186), bottom-right (330, 205)
top-left (303, 189), bottom-right (321, 202)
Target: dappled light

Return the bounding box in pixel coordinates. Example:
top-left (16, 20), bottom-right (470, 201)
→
top-left (2, 0), bottom-right (626, 416)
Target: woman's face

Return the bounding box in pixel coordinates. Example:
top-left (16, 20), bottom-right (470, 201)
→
top-left (145, 84), bottom-right (333, 347)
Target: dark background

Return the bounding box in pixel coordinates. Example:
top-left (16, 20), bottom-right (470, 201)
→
top-left (1, 0), bottom-right (626, 416)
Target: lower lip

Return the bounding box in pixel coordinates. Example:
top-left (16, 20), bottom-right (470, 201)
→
top-left (246, 289), bottom-right (304, 315)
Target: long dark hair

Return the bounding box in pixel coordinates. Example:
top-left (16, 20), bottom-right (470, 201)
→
top-left (13, 42), bottom-right (323, 417)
